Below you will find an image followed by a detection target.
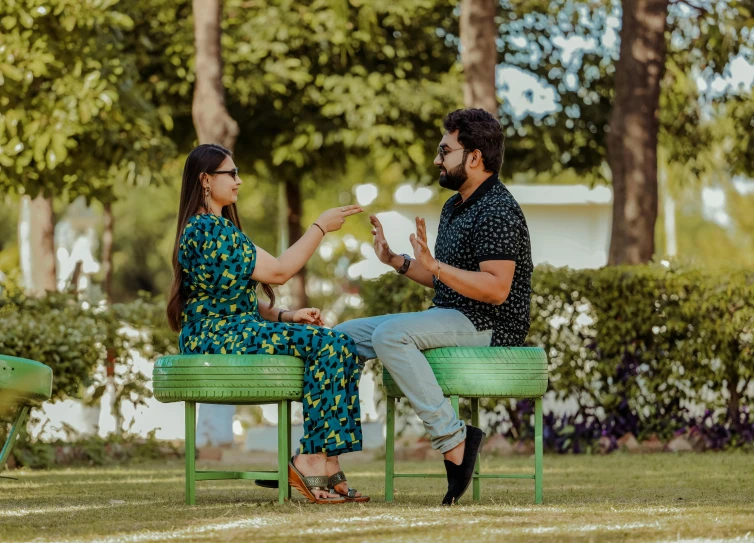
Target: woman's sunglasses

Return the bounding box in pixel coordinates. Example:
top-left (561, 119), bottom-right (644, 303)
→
top-left (208, 167), bottom-right (239, 179)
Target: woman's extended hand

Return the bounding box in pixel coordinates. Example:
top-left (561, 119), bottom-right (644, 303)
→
top-left (292, 307), bottom-right (324, 326)
top-left (315, 205), bottom-right (364, 233)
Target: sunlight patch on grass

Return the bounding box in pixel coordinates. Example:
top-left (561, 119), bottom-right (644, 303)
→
top-left (518, 521), bottom-right (662, 534)
top-left (18, 517), bottom-right (285, 543)
top-left (656, 536), bottom-right (753, 543)
top-left (0, 501), bottom-right (158, 518)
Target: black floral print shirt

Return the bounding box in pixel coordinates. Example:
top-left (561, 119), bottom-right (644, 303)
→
top-left (432, 173), bottom-right (533, 346)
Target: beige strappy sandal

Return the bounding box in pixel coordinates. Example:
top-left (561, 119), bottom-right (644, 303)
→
top-left (328, 471), bottom-right (370, 503)
top-left (288, 458), bottom-right (346, 505)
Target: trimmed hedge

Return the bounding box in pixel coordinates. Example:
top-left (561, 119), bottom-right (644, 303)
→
top-left (3, 265), bottom-right (752, 454)
top-left (360, 264), bottom-right (754, 452)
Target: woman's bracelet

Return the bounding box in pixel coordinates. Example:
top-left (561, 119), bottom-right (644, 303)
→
top-left (277, 309), bottom-right (291, 322)
top-left (312, 223), bottom-right (326, 236)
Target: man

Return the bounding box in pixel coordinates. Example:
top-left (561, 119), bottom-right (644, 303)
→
top-left (335, 108), bottom-right (533, 505)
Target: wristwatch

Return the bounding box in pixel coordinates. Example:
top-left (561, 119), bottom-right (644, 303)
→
top-left (396, 254), bottom-right (412, 275)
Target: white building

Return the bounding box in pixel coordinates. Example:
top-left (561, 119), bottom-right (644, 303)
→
top-left (349, 182), bottom-right (613, 281)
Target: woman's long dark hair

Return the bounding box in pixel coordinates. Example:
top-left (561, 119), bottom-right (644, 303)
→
top-left (167, 143), bottom-right (275, 332)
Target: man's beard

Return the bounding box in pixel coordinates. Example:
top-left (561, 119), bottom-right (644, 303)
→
top-left (438, 161), bottom-right (468, 191)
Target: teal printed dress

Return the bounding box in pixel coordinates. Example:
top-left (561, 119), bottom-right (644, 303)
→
top-left (178, 213), bottom-right (362, 456)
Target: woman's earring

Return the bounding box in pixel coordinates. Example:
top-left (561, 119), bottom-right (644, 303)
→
top-left (204, 187), bottom-right (211, 212)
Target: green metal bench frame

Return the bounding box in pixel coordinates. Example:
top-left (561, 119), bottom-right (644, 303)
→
top-left (153, 354), bottom-right (305, 505)
top-left (158, 348), bottom-right (546, 505)
top-left (383, 346), bottom-right (546, 504)
top-left (183, 400), bottom-right (292, 505)
top-left (0, 405), bottom-right (30, 472)
top-left (1, 355), bottom-right (53, 474)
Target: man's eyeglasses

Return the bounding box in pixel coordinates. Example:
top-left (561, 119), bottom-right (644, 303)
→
top-left (437, 146), bottom-right (465, 162)
top-left (209, 167), bottom-right (239, 179)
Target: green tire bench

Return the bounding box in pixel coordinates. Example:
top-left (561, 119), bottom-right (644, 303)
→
top-left (0, 355), bottom-right (53, 471)
top-left (153, 354), bottom-right (304, 505)
top-left (382, 346), bottom-right (548, 504)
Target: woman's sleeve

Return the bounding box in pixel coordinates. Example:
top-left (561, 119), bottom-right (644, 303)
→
top-left (181, 218), bottom-right (257, 293)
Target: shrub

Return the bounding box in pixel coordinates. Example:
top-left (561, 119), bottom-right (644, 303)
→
top-left (0, 282), bottom-right (178, 436)
top-left (360, 264), bottom-right (754, 451)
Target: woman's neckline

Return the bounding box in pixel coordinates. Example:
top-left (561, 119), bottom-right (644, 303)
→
top-left (194, 212), bottom-right (228, 221)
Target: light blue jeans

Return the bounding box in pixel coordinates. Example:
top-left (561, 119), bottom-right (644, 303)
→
top-left (334, 308), bottom-right (492, 453)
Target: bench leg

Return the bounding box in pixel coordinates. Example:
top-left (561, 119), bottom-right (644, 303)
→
top-left (534, 397), bottom-right (543, 504)
top-left (450, 395), bottom-right (459, 417)
top-left (0, 405), bottom-right (29, 471)
top-left (385, 397), bottom-right (396, 502)
top-left (471, 398), bottom-right (481, 502)
top-left (286, 400), bottom-right (292, 499)
top-left (185, 401), bottom-right (196, 505)
top-left (277, 400), bottom-right (290, 503)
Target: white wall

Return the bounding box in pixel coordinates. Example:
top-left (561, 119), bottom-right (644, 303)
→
top-left (349, 184), bottom-right (613, 280)
top-left (521, 203), bottom-right (611, 268)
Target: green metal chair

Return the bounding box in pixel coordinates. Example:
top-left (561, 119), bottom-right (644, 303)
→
top-left (153, 354), bottom-right (304, 505)
top-left (383, 346), bottom-right (548, 504)
top-left (0, 355), bottom-right (53, 472)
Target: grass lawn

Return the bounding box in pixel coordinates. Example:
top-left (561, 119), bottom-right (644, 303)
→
top-left (1, 452), bottom-right (753, 542)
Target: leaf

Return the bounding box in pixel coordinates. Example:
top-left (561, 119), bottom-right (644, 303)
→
top-left (46, 147), bottom-right (58, 169)
top-left (61, 15), bottom-right (76, 32)
top-left (33, 131), bottom-right (51, 164)
top-left (407, 142), bottom-right (425, 165)
top-left (108, 12), bottom-right (135, 30)
top-left (0, 64), bottom-right (24, 82)
top-left (1, 16), bottom-right (17, 30)
top-left (51, 133), bottom-right (68, 164)
top-left (19, 10), bottom-right (34, 29)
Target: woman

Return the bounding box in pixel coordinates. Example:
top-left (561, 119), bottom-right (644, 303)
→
top-left (167, 143), bottom-right (368, 504)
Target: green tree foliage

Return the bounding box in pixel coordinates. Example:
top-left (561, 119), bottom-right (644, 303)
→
top-left (223, 0), bottom-right (462, 184)
top-left (105, 0), bottom-right (467, 303)
top-left (495, 0), bottom-right (754, 180)
top-left (0, 0), bottom-right (175, 203)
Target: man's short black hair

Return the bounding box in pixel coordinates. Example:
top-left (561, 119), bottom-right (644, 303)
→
top-left (442, 108), bottom-right (505, 173)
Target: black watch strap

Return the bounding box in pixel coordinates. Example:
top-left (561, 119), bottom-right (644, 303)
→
top-left (397, 254), bottom-right (412, 275)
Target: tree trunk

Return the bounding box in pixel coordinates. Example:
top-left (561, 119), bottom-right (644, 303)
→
top-left (18, 194), bottom-right (57, 295)
top-left (102, 201), bottom-right (114, 302)
top-left (460, 0), bottom-right (498, 114)
top-left (191, 0), bottom-right (239, 149)
top-left (607, 0), bottom-right (669, 265)
top-left (285, 179), bottom-right (308, 308)
top-left (191, 0), bottom-right (238, 451)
